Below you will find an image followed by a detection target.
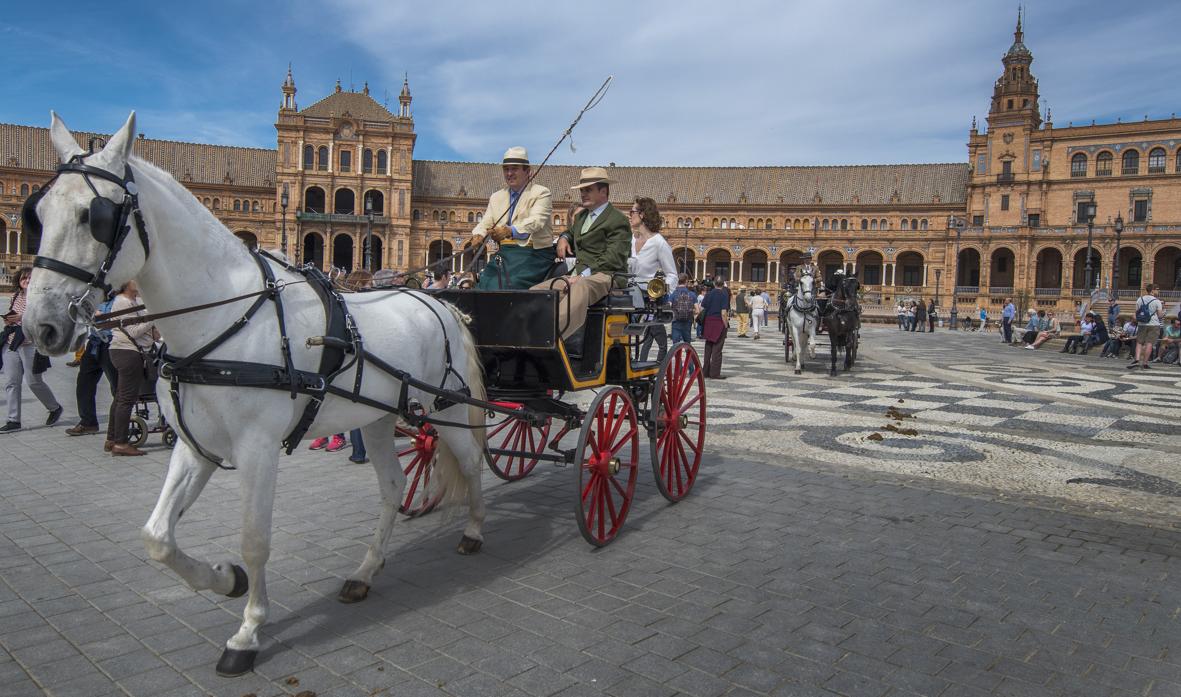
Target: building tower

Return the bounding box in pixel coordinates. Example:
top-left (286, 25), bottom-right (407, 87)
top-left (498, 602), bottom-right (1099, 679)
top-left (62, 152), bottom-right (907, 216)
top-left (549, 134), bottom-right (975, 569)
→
top-left (281, 65), bottom-right (297, 112)
top-left (988, 8), bottom-right (1040, 131)
top-left (398, 75), bottom-right (412, 119)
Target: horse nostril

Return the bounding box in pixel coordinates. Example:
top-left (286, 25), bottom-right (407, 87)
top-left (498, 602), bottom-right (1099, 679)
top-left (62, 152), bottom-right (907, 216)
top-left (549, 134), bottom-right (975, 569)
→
top-left (40, 323), bottom-right (59, 347)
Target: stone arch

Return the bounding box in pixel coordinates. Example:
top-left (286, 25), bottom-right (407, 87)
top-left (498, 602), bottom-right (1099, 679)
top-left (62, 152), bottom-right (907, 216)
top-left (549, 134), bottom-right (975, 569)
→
top-left (334, 188), bottom-right (355, 215)
top-left (302, 231), bottom-right (325, 268)
top-left (706, 248), bottom-right (731, 281)
top-left (778, 249), bottom-right (809, 285)
top-left (1152, 245), bottom-right (1181, 291)
top-left (956, 247), bottom-right (981, 287)
top-left (367, 236), bottom-right (384, 271)
top-left (1072, 248), bottom-right (1102, 290)
top-left (332, 233), bottom-right (354, 271)
top-left (895, 251), bottom-right (925, 287)
top-left (856, 250), bottom-right (884, 286)
top-left (364, 189), bottom-right (384, 215)
top-left (990, 246), bottom-right (1016, 288)
top-left (673, 246), bottom-right (695, 277)
top-left (428, 240), bottom-right (453, 268)
top-left (1033, 246), bottom-right (1063, 289)
top-left (1115, 245), bottom-right (1144, 291)
top-left (741, 249), bottom-right (768, 283)
top-left (304, 186), bottom-right (325, 213)
top-left (233, 231), bottom-right (258, 249)
top-left (817, 249), bottom-right (843, 285)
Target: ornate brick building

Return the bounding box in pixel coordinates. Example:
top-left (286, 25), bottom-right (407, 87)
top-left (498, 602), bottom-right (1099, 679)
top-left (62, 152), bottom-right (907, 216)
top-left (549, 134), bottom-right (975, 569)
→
top-left (1, 15), bottom-right (1179, 313)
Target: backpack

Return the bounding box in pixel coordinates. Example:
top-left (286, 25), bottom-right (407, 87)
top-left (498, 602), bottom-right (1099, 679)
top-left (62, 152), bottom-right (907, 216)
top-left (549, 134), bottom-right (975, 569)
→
top-left (1135, 297), bottom-right (1155, 324)
top-left (672, 289), bottom-right (696, 322)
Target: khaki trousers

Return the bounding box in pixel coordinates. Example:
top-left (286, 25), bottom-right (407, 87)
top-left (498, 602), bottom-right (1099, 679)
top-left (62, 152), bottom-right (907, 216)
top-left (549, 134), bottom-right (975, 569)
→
top-left (737, 313), bottom-right (749, 336)
top-left (531, 272), bottom-right (613, 339)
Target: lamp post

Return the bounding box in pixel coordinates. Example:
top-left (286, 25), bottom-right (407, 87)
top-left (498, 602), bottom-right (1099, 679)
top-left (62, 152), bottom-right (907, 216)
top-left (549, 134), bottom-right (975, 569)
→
top-left (949, 216), bottom-right (966, 330)
top-left (1111, 213), bottom-right (1124, 299)
top-left (1083, 202), bottom-right (1097, 296)
top-left (363, 195), bottom-right (374, 272)
top-left (280, 183), bottom-right (289, 258)
top-left (437, 219), bottom-right (446, 279)
top-left (934, 268), bottom-right (942, 309)
top-left (681, 220), bottom-right (690, 276)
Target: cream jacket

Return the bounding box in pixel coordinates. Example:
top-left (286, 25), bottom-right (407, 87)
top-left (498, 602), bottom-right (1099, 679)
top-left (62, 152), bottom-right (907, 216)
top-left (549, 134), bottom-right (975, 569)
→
top-left (471, 183), bottom-right (554, 249)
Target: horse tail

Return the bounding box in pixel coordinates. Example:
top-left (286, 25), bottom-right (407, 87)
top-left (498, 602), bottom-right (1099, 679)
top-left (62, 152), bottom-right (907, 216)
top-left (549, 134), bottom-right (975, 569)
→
top-left (428, 303), bottom-right (487, 508)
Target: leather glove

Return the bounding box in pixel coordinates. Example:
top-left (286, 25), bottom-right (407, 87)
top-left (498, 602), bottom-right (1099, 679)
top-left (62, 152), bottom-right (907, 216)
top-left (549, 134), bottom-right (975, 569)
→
top-left (489, 225), bottom-right (513, 243)
top-left (462, 234), bottom-right (484, 251)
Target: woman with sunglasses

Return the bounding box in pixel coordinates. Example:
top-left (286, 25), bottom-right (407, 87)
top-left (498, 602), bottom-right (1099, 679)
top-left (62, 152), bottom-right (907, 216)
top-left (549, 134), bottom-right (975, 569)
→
top-left (2, 268), bottom-right (63, 432)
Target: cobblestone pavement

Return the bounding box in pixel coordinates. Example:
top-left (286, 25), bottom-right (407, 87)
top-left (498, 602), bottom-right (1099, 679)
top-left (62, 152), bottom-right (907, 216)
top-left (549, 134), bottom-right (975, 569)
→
top-left (1, 326), bottom-right (1178, 697)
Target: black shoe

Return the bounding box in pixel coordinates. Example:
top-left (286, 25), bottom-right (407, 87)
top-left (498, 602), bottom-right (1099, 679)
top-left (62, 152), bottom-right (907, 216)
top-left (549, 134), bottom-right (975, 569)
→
top-left (1059, 347), bottom-right (1069, 353)
top-left (0, 421), bottom-right (21, 433)
top-left (1127, 363), bottom-right (1138, 369)
top-left (1070, 347), bottom-right (1078, 354)
top-left (46, 406), bottom-right (63, 426)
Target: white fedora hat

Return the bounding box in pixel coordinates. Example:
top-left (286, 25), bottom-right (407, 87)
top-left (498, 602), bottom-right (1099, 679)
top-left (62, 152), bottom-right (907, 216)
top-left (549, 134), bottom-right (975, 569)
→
top-left (502, 146), bottom-right (530, 165)
top-left (570, 166), bottom-right (614, 189)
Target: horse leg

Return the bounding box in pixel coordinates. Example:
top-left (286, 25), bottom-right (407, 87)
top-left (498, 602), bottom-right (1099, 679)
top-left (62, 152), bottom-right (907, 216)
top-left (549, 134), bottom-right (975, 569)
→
top-left (433, 420), bottom-right (487, 555)
top-left (216, 448), bottom-right (279, 677)
top-left (339, 415), bottom-right (401, 604)
top-left (141, 441), bottom-right (244, 596)
top-left (791, 322), bottom-right (803, 375)
top-left (829, 331), bottom-right (838, 376)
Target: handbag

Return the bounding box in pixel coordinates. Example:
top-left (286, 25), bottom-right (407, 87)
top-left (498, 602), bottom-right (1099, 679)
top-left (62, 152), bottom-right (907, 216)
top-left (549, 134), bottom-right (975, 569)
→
top-left (119, 328), bottom-right (159, 383)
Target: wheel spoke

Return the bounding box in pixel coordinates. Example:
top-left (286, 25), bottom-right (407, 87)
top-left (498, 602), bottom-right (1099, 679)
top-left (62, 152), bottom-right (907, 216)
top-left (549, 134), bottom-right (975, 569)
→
top-left (680, 391), bottom-right (702, 410)
top-left (602, 478), bottom-right (618, 529)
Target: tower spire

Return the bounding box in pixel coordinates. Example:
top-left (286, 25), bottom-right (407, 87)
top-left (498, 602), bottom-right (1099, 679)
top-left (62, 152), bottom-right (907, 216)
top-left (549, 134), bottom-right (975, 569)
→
top-left (398, 73), bottom-right (412, 118)
top-left (280, 63), bottom-right (298, 111)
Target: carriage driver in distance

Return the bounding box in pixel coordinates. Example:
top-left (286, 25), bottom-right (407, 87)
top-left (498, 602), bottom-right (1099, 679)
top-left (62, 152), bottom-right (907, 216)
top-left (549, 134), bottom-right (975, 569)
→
top-left (463, 146), bottom-right (556, 289)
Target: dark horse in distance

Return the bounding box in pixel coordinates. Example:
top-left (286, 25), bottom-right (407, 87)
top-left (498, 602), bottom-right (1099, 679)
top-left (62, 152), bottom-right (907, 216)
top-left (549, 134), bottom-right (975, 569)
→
top-left (821, 274), bottom-right (861, 376)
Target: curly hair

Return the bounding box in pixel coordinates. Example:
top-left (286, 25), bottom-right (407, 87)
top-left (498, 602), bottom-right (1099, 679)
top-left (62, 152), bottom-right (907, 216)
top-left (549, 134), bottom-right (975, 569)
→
top-left (633, 197), bottom-right (661, 234)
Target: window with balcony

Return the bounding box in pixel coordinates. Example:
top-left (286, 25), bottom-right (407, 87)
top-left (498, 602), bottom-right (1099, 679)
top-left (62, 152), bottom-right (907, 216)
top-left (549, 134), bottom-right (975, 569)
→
top-left (317, 146), bottom-right (328, 171)
top-left (1122, 150), bottom-right (1139, 175)
top-left (339, 150), bottom-right (351, 173)
top-left (362, 149), bottom-right (373, 174)
top-left (972, 215), bottom-right (984, 226)
top-left (303, 145), bottom-right (314, 170)
top-left (1134, 199), bottom-right (1148, 222)
top-left (1027, 213), bottom-right (1040, 228)
top-left (1096, 151), bottom-right (1113, 176)
top-left (1070, 153), bottom-right (1087, 177)
top-left (377, 150), bottom-right (388, 174)
top-left (1148, 148), bottom-right (1166, 174)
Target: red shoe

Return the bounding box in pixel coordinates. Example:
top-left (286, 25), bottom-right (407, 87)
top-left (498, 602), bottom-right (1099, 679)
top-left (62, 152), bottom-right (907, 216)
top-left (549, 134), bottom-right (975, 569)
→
top-left (309, 437), bottom-right (329, 450)
top-left (325, 434), bottom-right (347, 452)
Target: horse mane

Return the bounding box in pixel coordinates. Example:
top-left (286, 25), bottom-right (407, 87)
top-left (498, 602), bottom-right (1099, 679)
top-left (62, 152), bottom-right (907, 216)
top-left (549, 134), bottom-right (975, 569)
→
top-left (126, 155), bottom-right (246, 253)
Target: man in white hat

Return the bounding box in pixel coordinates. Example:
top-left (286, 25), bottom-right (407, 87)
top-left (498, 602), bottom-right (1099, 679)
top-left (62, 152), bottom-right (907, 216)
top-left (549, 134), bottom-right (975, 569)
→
top-left (464, 146), bottom-right (555, 289)
top-left (531, 166), bottom-right (631, 340)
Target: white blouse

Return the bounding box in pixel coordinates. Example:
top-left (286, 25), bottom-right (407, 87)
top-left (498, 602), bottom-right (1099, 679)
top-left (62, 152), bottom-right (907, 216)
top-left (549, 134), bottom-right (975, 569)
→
top-left (628, 233), bottom-right (679, 283)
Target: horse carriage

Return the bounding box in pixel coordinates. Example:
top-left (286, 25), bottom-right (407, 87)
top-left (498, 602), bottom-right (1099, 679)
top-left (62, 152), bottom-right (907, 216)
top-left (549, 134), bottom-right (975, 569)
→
top-left (395, 274), bottom-right (707, 546)
top-left (782, 267), bottom-right (861, 375)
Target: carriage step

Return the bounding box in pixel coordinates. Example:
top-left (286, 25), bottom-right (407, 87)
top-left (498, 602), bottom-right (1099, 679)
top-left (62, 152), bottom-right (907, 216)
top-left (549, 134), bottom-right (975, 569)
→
top-left (630, 360), bottom-right (659, 372)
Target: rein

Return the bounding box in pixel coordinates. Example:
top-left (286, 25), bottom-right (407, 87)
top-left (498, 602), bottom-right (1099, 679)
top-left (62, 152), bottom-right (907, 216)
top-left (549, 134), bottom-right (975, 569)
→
top-left (92, 279), bottom-right (309, 330)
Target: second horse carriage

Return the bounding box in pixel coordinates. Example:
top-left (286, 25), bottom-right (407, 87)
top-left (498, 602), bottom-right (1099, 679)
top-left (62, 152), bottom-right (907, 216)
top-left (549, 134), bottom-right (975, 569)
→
top-left (394, 273), bottom-right (708, 546)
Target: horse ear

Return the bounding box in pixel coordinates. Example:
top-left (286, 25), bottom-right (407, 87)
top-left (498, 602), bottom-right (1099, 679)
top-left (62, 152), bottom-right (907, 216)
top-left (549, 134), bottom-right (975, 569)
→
top-left (101, 111), bottom-right (138, 165)
top-left (50, 112), bottom-right (85, 162)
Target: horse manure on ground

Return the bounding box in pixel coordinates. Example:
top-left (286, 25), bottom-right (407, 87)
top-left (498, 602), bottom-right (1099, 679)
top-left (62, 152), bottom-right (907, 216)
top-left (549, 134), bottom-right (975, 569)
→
top-left (294, 691), bottom-right (317, 697)
top-left (884, 406), bottom-right (914, 421)
top-left (885, 423), bottom-right (919, 436)
top-left (286, 677), bottom-right (300, 686)
top-left (867, 432), bottom-right (884, 441)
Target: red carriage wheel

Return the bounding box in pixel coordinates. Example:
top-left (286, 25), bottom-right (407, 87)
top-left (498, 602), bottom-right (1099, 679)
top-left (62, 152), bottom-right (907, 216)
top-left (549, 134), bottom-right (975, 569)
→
top-left (575, 386), bottom-right (639, 547)
top-left (396, 424), bottom-right (442, 517)
top-left (485, 402), bottom-right (552, 481)
top-left (651, 343), bottom-right (706, 502)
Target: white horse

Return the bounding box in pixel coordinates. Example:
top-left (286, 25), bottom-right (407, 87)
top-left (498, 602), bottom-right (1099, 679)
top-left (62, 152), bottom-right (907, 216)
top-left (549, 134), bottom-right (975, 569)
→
top-left (22, 113), bottom-right (488, 677)
top-left (785, 267), bottom-right (819, 375)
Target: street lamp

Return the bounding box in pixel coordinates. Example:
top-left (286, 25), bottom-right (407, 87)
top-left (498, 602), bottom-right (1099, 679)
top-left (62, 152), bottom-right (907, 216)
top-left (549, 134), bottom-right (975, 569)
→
top-left (934, 268), bottom-right (942, 310)
top-left (681, 219), bottom-right (690, 276)
top-left (280, 183), bottom-right (289, 258)
top-left (949, 216), bottom-right (966, 330)
top-left (363, 195), bottom-right (374, 272)
top-left (1111, 213), bottom-right (1124, 299)
top-left (1083, 202), bottom-right (1097, 295)
top-left (437, 219), bottom-right (446, 278)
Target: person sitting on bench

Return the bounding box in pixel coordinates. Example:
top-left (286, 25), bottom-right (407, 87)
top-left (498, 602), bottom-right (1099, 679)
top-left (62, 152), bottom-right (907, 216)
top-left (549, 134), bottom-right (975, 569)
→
top-left (531, 167), bottom-right (630, 341)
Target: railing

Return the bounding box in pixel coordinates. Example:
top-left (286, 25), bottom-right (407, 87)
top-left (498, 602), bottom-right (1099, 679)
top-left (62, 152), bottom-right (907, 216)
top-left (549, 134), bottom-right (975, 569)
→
top-left (296, 211), bottom-right (390, 225)
top-left (988, 286), bottom-right (1014, 295)
top-left (1071, 289), bottom-right (1091, 297)
top-left (1149, 166), bottom-right (1166, 174)
top-left (1034, 288), bottom-right (1061, 297)
top-left (996, 173), bottom-right (1015, 183)
top-left (1160, 290), bottom-right (1181, 301)
top-left (1096, 168), bottom-right (1112, 177)
top-left (954, 286), bottom-right (979, 294)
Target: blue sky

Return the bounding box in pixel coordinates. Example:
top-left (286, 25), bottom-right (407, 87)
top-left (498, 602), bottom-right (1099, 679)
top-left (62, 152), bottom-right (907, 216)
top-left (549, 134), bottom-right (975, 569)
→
top-left (4, 0), bottom-right (1179, 167)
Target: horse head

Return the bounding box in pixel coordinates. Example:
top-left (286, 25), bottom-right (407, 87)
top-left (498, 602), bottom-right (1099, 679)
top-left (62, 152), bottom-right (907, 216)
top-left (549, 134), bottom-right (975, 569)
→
top-left (797, 269), bottom-right (814, 300)
top-left (23, 112), bottom-right (144, 355)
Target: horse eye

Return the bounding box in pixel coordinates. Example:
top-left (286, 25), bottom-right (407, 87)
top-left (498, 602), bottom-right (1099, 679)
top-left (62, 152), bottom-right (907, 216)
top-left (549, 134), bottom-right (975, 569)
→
top-left (79, 209), bottom-right (90, 224)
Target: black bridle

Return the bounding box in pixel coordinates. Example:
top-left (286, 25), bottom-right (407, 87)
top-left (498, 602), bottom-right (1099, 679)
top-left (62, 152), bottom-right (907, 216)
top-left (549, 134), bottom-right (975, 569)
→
top-left (23, 154), bottom-right (151, 324)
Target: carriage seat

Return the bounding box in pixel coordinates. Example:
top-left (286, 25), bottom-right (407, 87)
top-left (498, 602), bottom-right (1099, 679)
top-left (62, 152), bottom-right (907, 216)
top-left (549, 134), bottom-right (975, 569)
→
top-left (590, 290), bottom-right (637, 310)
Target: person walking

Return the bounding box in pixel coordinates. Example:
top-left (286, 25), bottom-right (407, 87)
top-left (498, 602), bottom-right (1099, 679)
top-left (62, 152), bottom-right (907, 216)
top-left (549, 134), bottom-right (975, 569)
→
top-left (1001, 297), bottom-right (1016, 343)
top-left (700, 280), bottom-right (729, 379)
top-left (927, 299), bottom-right (937, 332)
top-left (65, 292), bottom-right (119, 436)
top-left (2, 267), bottom-right (63, 433)
top-left (669, 274), bottom-right (696, 345)
top-left (734, 286), bottom-right (749, 337)
top-left (913, 299), bottom-right (927, 332)
top-left (105, 281), bottom-right (155, 455)
top-left (1130, 283), bottom-right (1164, 370)
top-left (749, 289), bottom-right (767, 339)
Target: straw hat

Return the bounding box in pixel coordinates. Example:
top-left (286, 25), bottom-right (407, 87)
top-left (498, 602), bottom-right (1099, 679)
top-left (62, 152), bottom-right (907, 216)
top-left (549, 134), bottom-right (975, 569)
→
top-left (570, 166), bottom-right (614, 189)
top-left (502, 146), bottom-right (529, 166)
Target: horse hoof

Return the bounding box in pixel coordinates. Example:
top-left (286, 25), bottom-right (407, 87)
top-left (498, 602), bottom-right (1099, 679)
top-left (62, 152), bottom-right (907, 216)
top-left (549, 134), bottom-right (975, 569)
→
top-left (457, 535), bottom-right (483, 555)
top-left (215, 647), bottom-right (257, 677)
top-left (794, 369), bottom-right (801, 375)
top-left (225, 564), bottom-right (248, 598)
top-left (338, 579), bottom-right (371, 604)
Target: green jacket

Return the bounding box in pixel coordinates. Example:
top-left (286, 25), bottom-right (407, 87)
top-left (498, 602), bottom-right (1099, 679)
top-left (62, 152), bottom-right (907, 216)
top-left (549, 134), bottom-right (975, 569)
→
top-left (564, 203), bottom-right (631, 280)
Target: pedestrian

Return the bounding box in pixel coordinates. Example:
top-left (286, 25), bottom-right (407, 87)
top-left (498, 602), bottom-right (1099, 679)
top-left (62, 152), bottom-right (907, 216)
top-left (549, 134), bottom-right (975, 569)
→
top-left (978, 306), bottom-right (988, 332)
top-left (1001, 297), bottom-right (1016, 343)
top-left (627, 197), bottom-right (678, 362)
top-left (904, 302), bottom-right (914, 331)
top-left (1130, 283), bottom-right (1164, 370)
top-left (1, 267), bottom-right (63, 433)
top-left (65, 291), bottom-right (119, 436)
top-left (734, 285), bottom-right (749, 337)
top-left (695, 284), bottom-right (706, 340)
top-left (669, 274), bottom-right (696, 345)
top-left (749, 289), bottom-right (767, 339)
top-left (927, 298), bottom-right (937, 332)
top-left (913, 299), bottom-right (927, 332)
top-left (105, 281), bottom-right (156, 455)
top-left (700, 279), bottom-right (729, 379)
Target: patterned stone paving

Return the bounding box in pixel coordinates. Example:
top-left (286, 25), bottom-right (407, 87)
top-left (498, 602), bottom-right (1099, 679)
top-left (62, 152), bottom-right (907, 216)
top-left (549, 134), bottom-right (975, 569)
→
top-left (0, 327), bottom-right (1177, 697)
